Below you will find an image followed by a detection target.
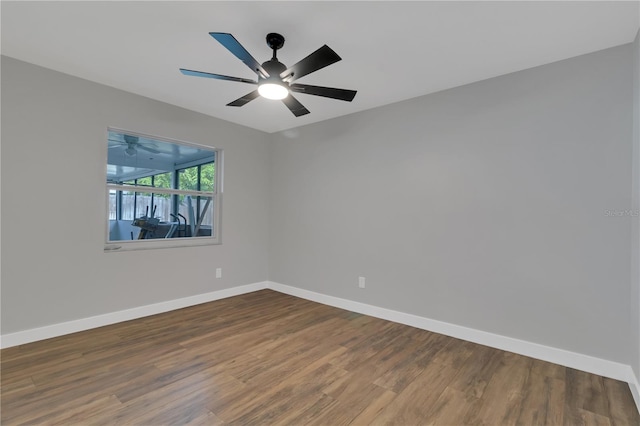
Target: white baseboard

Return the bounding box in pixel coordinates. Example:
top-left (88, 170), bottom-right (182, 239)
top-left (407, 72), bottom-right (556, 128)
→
top-left (0, 281), bottom-right (268, 349)
top-left (630, 373), bottom-right (640, 414)
top-left (267, 281), bottom-right (639, 413)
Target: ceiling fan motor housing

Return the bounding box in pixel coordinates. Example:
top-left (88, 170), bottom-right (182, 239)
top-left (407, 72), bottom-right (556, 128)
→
top-left (123, 135), bottom-right (139, 144)
top-left (260, 59), bottom-right (287, 83)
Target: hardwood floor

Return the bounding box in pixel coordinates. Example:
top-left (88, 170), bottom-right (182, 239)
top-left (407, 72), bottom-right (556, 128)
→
top-left (1, 289), bottom-right (638, 425)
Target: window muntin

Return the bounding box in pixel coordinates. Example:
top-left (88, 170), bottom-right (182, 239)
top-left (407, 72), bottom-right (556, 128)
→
top-left (105, 129), bottom-right (221, 251)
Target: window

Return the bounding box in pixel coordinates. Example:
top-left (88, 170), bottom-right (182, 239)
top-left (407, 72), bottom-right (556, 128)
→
top-left (105, 129), bottom-right (222, 251)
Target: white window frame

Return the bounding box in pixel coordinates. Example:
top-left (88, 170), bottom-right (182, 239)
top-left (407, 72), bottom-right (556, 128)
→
top-left (104, 128), bottom-right (223, 252)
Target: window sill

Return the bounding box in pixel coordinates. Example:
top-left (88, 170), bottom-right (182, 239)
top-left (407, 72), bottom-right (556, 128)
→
top-left (104, 237), bottom-right (220, 252)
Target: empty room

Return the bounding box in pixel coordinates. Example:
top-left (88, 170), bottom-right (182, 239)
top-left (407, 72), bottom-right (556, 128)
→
top-left (2, 1), bottom-right (640, 424)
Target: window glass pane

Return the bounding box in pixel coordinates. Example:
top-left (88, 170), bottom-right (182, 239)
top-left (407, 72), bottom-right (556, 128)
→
top-left (178, 194), bottom-right (197, 235)
top-left (178, 166), bottom-right (199, 191)
top-left (137, 176), bottom-right (152, 187)
top-left (135, 194), bottom-right (168, 220)
top-left (152, 192), bottom-right (173, 221)
top-left (200, 163), bottom-right (215, 192)
top-left (108, 190), bottom-right (117, 220)
top-left (154, 172), bottom-right (172, 189)
top-left (121, 190), bottom-right (135, 220)
top-left (135, 192), bottom-right (153, 219)
top-left (197, 196), bottom-right (214, 235)
top-left (109, 191), bottom-right (200, 242)
top-left (176, 196), bottom-right (214, 237)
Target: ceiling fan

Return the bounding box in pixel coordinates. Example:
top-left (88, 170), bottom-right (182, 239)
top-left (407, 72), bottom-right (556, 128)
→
top-left (180, 32), bottom-right (357, 117)
top-left (108, 135), bottom-right (160, 156)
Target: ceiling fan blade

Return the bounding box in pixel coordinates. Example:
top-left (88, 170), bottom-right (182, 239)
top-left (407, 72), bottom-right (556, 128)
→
top-left (282, 94), bottom-right (310, 117)
top-left (290, 83), bottom-right (357, 102)
top-left (137, 145), bottom-right (161, 154)
top-left (227, 90), bottom-right (260, 107)
top-left (280, 45), bottom-right (341, 83)
top-left (180, 69), bottom-right (258, 84)
top-left (209, 33), bottom-right (268, 78)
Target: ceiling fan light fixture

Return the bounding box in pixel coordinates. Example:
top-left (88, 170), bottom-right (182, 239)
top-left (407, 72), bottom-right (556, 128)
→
top-left (125, 146), bottom-right (137, 156)
top-left (258, 82), bottom-right (289, 100)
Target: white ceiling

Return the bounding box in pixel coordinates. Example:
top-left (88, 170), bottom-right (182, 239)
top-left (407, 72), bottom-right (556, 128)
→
top-left (2, 1), bottom-right (639, 133)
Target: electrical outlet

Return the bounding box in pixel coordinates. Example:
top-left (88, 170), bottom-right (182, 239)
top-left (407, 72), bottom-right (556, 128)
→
top-left (216, 268), bottom-right (222, 279)
top-left (358, 276), bottom-right (366, 288)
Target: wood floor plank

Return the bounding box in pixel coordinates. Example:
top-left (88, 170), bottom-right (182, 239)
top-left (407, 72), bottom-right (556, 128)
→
top-left (602, 376), bottom-right (640, 425)
top-left (372, 332), bottom-right (452, 394)
top-left (112, 370), bottom-right (237, 425)
top-left (0, 376), bottom-right (35, 397)
top-left (212, 349), bottom-right (349, 423)
top-left (1, 350), bottom-right (85, 382)
top-left (307, 387), bottom-right (395, 426)
top-left (329, 330), bottom-right (408, 372)
top-left (423, 386), bottom-right (482, 426)
top-left (516, 370), bottom-right (566, 425)
top-left (112, 360), bottom-right (218, 403)
top-left (1, 364), bottom-right (158, 424)
top-left (368, 354), bottom-right (460, 425)
top-left (530, 357), bottom-right (567, 381)
top-left (86, 368), bottom-right (242, 425)
top-left (447, 343), bottom-right (503, 400)
top-left (576, 408), bottom-right (614, 426)
top-left (5, 389), bottom-right (123, 425)
top-left (320, 364), bottom-right (395, 422)
top-left (564, 368), bottom-right (612, 425)
top-left (229, 386), bottom-right (332, 425)
top-left (430, 338), bottom-right (476, 369)
top-left (348, 388), bottom-right (398, 425)
top-left (273, 392), bottom-right (338, 425)
top-left (467, 351), bottom-right (532, 425)
top-left (1, 289), bottom-right (638, 425)
top-left (187, 411), bottom-right (225, 426)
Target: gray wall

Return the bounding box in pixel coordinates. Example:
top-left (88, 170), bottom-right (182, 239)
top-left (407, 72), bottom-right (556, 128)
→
top-left (632, 30), bottom-right (640, 381)
top-left (2, 44), bottom-right (637, 370)
top-left (1, 57), bottom-right (271, 334)
top-left (269, 45), bottom-right (634, 364)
